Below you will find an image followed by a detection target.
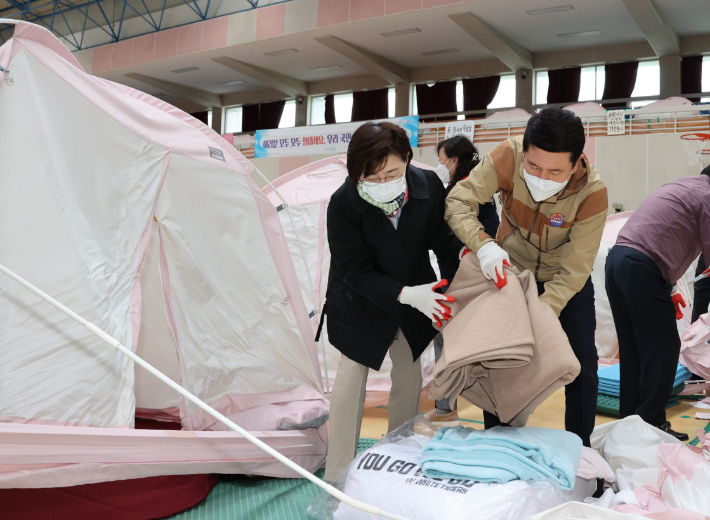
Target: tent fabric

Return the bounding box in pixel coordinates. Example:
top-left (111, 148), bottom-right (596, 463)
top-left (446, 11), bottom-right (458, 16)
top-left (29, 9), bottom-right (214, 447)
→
top-left (0, 21), bottom-right (327, 487)
top-left (262, 156), bottom-right (438, 404)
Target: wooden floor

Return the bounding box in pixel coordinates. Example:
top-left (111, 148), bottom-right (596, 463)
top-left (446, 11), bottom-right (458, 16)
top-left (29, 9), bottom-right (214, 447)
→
top-left (360, 387), bottom-right (710, 443)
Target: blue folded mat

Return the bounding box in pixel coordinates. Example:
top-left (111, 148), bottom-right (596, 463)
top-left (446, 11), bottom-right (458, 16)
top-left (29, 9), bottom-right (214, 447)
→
top-left (597, 362), bottom-right (691, 397)
top-left (420, 425), bottom-right (582, 490)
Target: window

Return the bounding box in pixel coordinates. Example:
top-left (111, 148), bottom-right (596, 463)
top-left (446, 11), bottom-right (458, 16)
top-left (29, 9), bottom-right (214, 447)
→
top-left (388, 87), bottom-right (396, 118)
top-left (224, 106), bottom-right (242, 133)
top-left (487, 75), bottom-right (516, 109)
top-left (334, 93), bottom-right (353, 123)
top-left (311, 96), bottom-right (326, 125)
top-left (630, 60), bottom-right (660, 98)
top-left (701, 56), bottom-right (710, 93)
top-left (534, 61), bottom-right (658, 106)
top-left (456, 80), bottom-right (464, 120)
top-left (279, 99), bottom-right (296, 128)
top-left (310, 90), bottom-right (397, 125)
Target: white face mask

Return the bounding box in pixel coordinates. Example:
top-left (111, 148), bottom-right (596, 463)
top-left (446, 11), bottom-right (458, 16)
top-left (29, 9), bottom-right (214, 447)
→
top-left (361, 174), bottom-right (407, 203)
top-left (435, 159), bottom-right (452, 184)
top-left (523, 168), bottom-right (572, 202)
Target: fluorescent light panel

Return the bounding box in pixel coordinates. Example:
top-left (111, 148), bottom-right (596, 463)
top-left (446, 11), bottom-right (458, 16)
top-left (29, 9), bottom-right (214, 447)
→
top-left (264, 48), bottom-right (298, 57)
top-left (171, 66), bottom-right (199, 73)
top-left (527, 5), bottom-right (573, 15)
top-left (558, 30), bottom-right (602, 38)
top-left (382, 28), bottom-right (421, 37)
top-left (422, 48), bottom-right (459, 56)
top-left (219, 79), bottom-right (245, 85)
top-left (309, 65), bottom-right (342, 72)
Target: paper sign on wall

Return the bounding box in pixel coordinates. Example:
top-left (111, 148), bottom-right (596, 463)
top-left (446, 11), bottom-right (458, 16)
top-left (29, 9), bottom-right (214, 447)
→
top-left (606, 110), bottom-right (625, 136)
top-left (444, 121), bottom-right (475, 141)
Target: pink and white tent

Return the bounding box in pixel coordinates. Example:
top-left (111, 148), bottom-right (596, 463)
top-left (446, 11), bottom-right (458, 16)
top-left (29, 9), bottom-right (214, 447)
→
top-left (0, 21), bottom-right (328, 490)
top-left (262, 157), bottom-right (437, 406)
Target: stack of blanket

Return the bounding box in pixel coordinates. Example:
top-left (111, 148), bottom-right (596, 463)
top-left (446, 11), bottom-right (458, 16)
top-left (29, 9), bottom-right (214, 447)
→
top-left (430, 254), bottom-right (580, 426)
top-left (421, 425), bottom-right (583, 491)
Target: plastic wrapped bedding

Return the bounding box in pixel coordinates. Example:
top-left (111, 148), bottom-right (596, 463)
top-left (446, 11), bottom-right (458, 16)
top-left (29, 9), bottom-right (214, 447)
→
top-left (308, 419), bottom-right (564, 520)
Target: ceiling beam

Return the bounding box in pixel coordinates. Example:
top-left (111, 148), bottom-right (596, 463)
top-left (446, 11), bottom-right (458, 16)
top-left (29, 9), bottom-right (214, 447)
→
top-left (622, 0), bottom-right (680, 56)
top-left (315, 35), bottom-right (411, 85)
top-left (448, 11), bottom-right (533, 72)
top-left (212, 57), bottom-right (309, 98)
top-left (124, 73), bottom-right (222, 108)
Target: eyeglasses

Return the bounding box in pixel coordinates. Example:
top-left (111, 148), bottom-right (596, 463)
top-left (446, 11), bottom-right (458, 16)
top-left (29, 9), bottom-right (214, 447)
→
top-left (361, 172), bottom-right (405, 185)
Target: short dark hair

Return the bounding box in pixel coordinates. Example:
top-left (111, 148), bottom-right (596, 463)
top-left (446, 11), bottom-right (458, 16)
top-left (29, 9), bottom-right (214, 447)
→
top-left (436, 135), bottom-right (480, 188)
top-left (523, 107), bottom-right (585, 164)
top-left (346, 122), bottom-right (412, 181)
top-left (701, 164), bottom-right (710, 177)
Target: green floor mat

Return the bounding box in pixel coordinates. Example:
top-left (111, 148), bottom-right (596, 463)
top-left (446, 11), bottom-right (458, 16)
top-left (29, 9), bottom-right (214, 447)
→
top-left (168, 438), bottom-right (379, 520)
top-left (597, 383), bottom-right (684, 417)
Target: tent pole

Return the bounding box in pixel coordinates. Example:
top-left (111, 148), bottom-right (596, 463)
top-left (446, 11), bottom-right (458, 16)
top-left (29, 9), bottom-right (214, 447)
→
top-left (251, 165), bottom-right (330, 399)
top-left (0, 262), bottom-right (408, 520)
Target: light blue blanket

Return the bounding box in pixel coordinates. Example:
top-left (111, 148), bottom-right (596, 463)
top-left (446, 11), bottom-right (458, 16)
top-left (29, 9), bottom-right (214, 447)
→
top-left (420, 425), bottom-right (582, 490)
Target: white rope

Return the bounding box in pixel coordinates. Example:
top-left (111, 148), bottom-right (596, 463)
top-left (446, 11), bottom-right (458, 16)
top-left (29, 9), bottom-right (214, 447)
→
top-left (0, 262), bottom-right (409, 520)
top-left (251, 165), bottom-right (330, 399)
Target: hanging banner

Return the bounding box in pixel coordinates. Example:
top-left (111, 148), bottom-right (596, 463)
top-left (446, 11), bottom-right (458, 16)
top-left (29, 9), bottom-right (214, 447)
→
top-left (254, 116), bottom-right (419, 158)
top-left (444, 121), bottom-right (474, 141)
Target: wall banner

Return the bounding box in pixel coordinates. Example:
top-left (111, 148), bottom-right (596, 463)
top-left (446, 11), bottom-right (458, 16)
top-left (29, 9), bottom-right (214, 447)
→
top-left (254, 116), bottom-right (419, 158)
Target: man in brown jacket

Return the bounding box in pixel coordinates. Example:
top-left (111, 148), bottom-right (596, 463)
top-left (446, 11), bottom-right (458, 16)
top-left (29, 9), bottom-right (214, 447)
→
top-left (446, 107), bottom-right (608, 446)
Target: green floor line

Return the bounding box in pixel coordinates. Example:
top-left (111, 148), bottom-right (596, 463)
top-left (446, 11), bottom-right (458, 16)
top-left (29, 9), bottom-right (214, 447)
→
top-left (689, 420), bottom-right (710, 447)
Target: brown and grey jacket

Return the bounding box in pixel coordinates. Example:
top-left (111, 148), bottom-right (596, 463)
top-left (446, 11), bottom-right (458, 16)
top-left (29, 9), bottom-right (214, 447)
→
top-left (445, 135), bottom-right (608, 316)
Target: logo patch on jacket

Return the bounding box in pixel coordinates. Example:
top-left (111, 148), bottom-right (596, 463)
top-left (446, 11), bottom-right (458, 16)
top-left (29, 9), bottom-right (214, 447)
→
top-left (549, 213), bottom-right (565, 227)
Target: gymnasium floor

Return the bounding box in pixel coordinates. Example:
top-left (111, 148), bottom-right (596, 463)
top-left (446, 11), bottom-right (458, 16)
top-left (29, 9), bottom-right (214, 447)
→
top-left (167, 390), bottom-right (710, 520)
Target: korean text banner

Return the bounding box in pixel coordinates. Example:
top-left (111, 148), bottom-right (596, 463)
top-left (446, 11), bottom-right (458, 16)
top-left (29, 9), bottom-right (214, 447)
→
top-left (254, 116), bottom-right (419, 158)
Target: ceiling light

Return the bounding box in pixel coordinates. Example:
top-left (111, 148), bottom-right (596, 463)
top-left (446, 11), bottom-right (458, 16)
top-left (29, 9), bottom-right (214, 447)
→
top-left (170, 66), bottom-right (199, 73)
top-left (558, 30), bottom-right (602, 38)
top-left (264, 48), bottom-right (298, 57)
top-left (382, 28), bottom-right (421, 37)
top-left (309, 65), bottom-right (342, 72)
top-left (527, 5), bottom-right (573, 15)
top-left (219, 79), bottom-right (245, 85)
top-left (422, 48), bottom-right (459, 56)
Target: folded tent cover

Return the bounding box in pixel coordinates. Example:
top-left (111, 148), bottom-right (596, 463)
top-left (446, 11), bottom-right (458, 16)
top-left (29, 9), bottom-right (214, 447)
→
top-left (0, 21), bottom-right (327, 486)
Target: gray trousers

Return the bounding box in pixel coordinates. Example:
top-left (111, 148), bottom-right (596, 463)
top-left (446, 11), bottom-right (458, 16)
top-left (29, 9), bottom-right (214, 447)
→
top-left (324, 331), bottom-right (422, 481)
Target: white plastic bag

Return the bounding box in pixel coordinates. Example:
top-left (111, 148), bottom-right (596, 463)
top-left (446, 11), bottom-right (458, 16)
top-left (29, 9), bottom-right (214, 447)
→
top-left (308, 418), bottom-right (564, 520)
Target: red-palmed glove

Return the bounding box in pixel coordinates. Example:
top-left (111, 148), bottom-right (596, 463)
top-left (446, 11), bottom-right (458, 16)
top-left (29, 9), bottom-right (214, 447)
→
top-left (476, 241), bottom-right (511, 289)
top-left (670, 286), bottom-right (686, 320)
top-left (400, 280), bottom-right (456, 327)
top-left (459, 247), bottom-right (471, 259)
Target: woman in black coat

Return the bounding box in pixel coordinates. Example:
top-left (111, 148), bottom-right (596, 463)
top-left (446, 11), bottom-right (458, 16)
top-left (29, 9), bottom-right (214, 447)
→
top-left (323, 122), bottom-right (465, 481)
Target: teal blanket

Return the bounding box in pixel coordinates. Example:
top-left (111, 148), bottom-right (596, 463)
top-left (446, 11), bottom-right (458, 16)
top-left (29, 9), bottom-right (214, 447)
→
top-left (421, 425), bottom-right (582, 490)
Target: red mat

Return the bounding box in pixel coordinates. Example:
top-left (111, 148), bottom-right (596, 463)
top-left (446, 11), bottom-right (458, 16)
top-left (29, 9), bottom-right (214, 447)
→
top-left (0, 420), bottom-right (218, 520)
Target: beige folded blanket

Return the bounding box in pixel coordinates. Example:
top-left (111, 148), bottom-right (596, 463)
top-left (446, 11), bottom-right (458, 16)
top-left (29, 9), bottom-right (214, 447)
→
top-left (430, 255), bottom-right (580, 426)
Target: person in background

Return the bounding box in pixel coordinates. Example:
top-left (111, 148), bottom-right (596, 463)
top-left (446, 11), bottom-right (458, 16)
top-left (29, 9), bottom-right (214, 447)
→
top-left (445, 108), bottom-right (608, 447)
top-left (424, 135), bottom-right (499, 426)
top-left (322, 122), bottom-right (468, 481)
top-left (692, 253), bottom-right (710, 323)
top-left (605, 165), bottom-right (710, 441)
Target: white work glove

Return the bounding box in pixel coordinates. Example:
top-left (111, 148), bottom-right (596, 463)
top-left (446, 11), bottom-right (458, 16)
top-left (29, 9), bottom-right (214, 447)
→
top-left (476, 241), bottom-right (511, 289)
top-left (400, 280), bottom-right (456, 327)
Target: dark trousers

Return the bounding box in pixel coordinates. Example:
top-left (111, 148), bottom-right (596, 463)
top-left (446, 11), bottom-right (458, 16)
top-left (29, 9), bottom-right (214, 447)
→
top-left (483, 277), bottom-right (599, 447)
top-left (605, 245), bottom-right (680, 427)
top-left (692, 253), bottom-right (710, 323)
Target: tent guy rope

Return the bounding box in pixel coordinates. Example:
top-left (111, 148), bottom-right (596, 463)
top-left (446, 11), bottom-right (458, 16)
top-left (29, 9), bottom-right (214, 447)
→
top-left (0, 262), bottom-right (409, 520)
